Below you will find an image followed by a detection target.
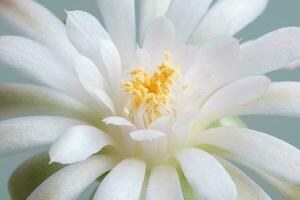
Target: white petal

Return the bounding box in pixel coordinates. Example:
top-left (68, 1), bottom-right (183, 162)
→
top-left (197, 127), bottom-right (300, 184)
top-left (27, 155), bottom-right (116, 200)
top-left (218, 158), bottom-right (271, 200)
top-left (197, 76), bottom-right (270, 129)
top-left (66, 11), bottom-right (122, 85)
top-left (138, 0), bottom-right (171, 44)
top-left (99, 39), bottom-right (122, 86)
top-left (253, 167), bottom-right (300, 200)
top-left (130, 129), bottom-right (167, 162)
top-left (229, 82), bottom-right (300, 117)
top-left (190, 0), bottom-right (269, 44)
top-left (184, 36), bottom-right (239, 89)
top-left (166, 0), bottom-right (212, 42)
top-left (148, 115), bottom-right (172, 133)
top-left (75, 55), bottom-right (105, 92)
top-left (130, 129), bottom-right (166, 141)
top-left (103, 116), bottom-right (135, 127)
top-left (224, 27), bottom-right (300, 83)
top-left (0, 116), bottom-right (83, 157)
top-left (146, 165), bottom-right (184, 200)
top-left (0, 84), bottom-right (96, 122)
top-left (143, 17), bottom-right (175, 65)
top-left (91, 89), bottom-right (116, 114)
top-left (0, 0), bottom-right (78, 67)
top-left (49, 125), bottom-right (114, 164)
top-left (0, 36), bottom-right (84, 98)
top-left (96, 0), bottom-right (136, 65)
top-left (93, 159), bottom-right (146, 200)
top-left (176, 148), bottom-right (237, 200)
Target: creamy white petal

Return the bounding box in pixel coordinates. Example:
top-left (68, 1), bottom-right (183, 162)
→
top-left (131, 129), bottom-right (167, 163)
top-left (229, 82), bottom-right (300, 117)
top-left (0, 84), bottom-right (96, 123)
top-left (143, 17), bottom-right (175, 65)
top-left (93, 159), bottom-right (146, 200)
top-left (99, 39), bottom-right (122, 86)
top-left (184, 36), bottom-right (239, 88)
top-left (146, 165), bottom-right (183, 200)
top-left (66, 11), bottom-right (122, 85)
top-left (176, 148), bottom-right (237, 200)
top-left (103, 116), bottom-right (135, 127)
top-left (130, 129), bottom-right (166, 141)
top-left (0, 36), bottom-right (84, 98)
top-left (218, 158), bottom-right (271, 200)
top-left (253, 167), bottom-right (300, 200)
top-left (0, 116), bottom-right (84, 157)
top-left (138, 0), bottom-right (171, 44)
top-left (166, 0), bottom-right (212, 42)
top-left (197, 76), bottom-right (270, 129)
top-left (49, 125), bottom-right (114, 164)
top-left (0, 0), bottom-right (78, 67)
top-left (197, 127), bottom-right (300, 184)
top-left (75, 56), bottom-right (105, 92)
top-left (148, 115), bottom-right (172, 133)
top-left (91, 89), bottom-right (116, 114)
top-left (223, 27), bottom-right (300, 83)
top-left (27, 155), bottom-right (116, 200)
top-left (96, 0), bottom-right (136, 65)
top-left (190, 0), bottom-right (268, 44)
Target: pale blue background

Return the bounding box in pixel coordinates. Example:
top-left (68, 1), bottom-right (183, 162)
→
top-left (0, 0), bottom-right (300, 199)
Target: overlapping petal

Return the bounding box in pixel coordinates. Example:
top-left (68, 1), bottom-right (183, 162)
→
top-left (27, 155), bottom-right (116, 200)
top-left (49, 125), bottom-right (114, 164)
top-left (0, 116), bottom-right (84, 157)
top-left (176, 148), bottom-right (237, 200)
top-left (197, 127), bottom-right (300, 184)
top-left (190, 0), bottom-right (268, 44)
top-left (93, 159), bottom-right (146, 200)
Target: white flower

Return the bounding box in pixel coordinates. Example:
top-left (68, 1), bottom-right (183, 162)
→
top-left (0, 0), bottom-right (300, 199)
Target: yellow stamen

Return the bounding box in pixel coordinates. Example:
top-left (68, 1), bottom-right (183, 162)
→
top-left (122, 52), bottom-right (178, 122)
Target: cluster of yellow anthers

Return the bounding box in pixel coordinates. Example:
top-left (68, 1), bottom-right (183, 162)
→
top-left (122, 52), bottom-right (178, 122)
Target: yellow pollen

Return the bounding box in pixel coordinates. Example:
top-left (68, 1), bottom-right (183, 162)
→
top-left (122, 52), bottom-right (178, 122)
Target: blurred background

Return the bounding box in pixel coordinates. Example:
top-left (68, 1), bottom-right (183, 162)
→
top-left (0, 0), bottom-right (300, 199)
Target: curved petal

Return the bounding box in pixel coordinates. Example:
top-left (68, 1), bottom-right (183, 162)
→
top-left (0, 0), bottom-right (78, 66)
top-left (137, 0), bottom-right (171, 44)
top-left (253, 167), bottom-right (300, 200)
top-left (224, 27), bottom-right (300, 83)
top-left (184, 36), bottom-right (239, 90)
top-left (190, 0), bottom-right (269, 44)
top-left (0, 116), bottom-right (84, 157)
top-left (218, 158), bottom-right (271, 200)
top-left (130, 129), bottom-right (167, 161)
top-left (146, 164), bottom-right (184, 200)
top-left (75, 55), bottom-right (105, 92)
top-left (27, 155), bottom-right (116, 200)
top-left (0, 84), bottom-right (96, 123)
top-left (66, 11), bottom-right (122, 85)
top-left (130, 129), bottom-right (166, 141)
top-left (103, 116), bottom-right (135, 127)
top-left (49, 125), bottom-right (114, 164)
top-left (196, 76), bottom-right (270, 130)
top-left (166, 0), bottom-right (212, 42)
top-left (96, 0), bottom-right (136, 65)
top-left (143, 17), bottom-right (175, 65)
top-left (9, 152), bottom-right (63, 200)
top-left (0, 36), bottom-right (84, 98)
top-left (175, 148), bottom-right (237, 200)
top-left (93, 159), bottom-right (146, 200)
top-left (197, 127), bottom-right (300, 184)
top-left (230, 82), bottom-right (300, 117)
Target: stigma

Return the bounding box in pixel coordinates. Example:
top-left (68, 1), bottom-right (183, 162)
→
top-left (122, 51), bottom-right (178, 123)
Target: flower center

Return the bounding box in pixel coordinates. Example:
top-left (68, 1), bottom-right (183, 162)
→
top-left (122, 52), bottom-right (178, 123)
